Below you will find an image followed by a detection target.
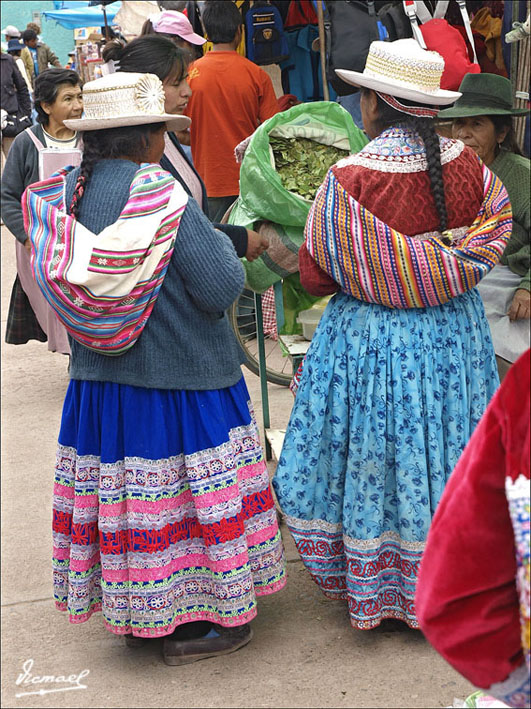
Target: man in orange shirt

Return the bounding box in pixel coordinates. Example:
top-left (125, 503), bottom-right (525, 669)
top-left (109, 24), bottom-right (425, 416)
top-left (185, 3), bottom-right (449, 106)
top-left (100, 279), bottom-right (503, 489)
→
top-left (185, 1), bottom-right (279, 222)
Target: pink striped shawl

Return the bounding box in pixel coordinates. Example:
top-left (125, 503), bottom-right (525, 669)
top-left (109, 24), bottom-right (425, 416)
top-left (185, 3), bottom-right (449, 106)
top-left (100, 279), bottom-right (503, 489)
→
top-left (22, 164), bottom-right (188, 354)
top-left (306, 162), bottom-right (512, 309)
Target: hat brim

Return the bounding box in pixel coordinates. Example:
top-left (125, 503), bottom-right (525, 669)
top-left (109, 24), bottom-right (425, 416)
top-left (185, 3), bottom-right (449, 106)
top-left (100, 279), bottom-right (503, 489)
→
top-left (335, 69), bottom-right (461, 106)
top-left (64, 113), bottom-right (190, 132)
top-left (437, 103), bottom-right (529, 118)
top-left (179, 31), bottom-right (206, 46)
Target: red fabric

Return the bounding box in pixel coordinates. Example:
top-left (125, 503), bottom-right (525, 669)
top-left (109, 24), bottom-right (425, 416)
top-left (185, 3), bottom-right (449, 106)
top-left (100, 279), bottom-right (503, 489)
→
top-left (186, 51), bottom-right (279, 197)
top-left (420, 19), bottom-right (481, 91)
top-left (284, 0), bottom-right (318, 28)
top-left (299, 243), bottom-right (339, 296)
top-left (299, 143), bottom-right (484, 296)
top-left (332, 144), bottom-right (484, 236)
top-left (454, 26), bottom-right (508, 77)
top-left (416, 349), bottom-right (531, 689)
top-left (277, 93), bottom-right (301, 112)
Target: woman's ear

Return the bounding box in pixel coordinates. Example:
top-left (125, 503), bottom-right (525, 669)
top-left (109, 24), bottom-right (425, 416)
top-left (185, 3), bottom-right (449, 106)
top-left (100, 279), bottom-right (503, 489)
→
top-left (41, 101), bottom-right (52, 116)
top-left (497, 124), bottom-right (510, 145)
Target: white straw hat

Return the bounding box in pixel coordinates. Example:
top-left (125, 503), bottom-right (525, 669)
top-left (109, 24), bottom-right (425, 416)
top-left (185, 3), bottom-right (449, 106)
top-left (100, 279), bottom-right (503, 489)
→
top-left (335, 39), bottom-right (461, 106)
top-left (64, 72), bottom-right (191, 132)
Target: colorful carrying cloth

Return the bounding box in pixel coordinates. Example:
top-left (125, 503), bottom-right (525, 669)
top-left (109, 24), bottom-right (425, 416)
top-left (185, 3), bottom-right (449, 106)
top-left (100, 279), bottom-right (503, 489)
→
top-left (306, 162), bottom-right (512, 309)
top-left (22, 165), bottom-right (188, 354)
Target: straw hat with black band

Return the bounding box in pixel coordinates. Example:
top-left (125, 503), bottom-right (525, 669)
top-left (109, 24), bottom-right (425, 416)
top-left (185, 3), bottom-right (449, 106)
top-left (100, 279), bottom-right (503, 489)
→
top-left (437, 73), bottom-right (529, 119)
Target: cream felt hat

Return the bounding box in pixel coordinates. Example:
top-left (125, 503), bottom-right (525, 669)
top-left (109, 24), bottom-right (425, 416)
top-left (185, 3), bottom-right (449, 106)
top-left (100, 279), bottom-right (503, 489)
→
top-left (335, 39), bottom-right (461, 106)
top-left (64, 72), bottom-right (191, 132)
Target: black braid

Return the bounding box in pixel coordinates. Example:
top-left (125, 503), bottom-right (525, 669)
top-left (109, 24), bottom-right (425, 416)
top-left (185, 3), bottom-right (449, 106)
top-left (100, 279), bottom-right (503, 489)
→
top-left (363, 88), bottom-right (451, 241)
top-left (69, 122), bottom-right (165, 219)
top-left (69, 139), bottom-right (104, 218)
top-left (403, 116), bottom-right (448, 235)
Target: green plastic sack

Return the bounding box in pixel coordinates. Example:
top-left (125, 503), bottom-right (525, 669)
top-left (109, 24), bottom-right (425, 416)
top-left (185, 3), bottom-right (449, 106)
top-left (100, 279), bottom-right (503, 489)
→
top-left (228, 101), bottom-right (368, 293)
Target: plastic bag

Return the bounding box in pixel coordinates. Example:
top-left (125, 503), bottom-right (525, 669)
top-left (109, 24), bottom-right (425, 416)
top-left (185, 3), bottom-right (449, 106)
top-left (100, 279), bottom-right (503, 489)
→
top-left (229, 101), bottom-right (368, 294)
top-left (230, 100), bottom-right (367, 230)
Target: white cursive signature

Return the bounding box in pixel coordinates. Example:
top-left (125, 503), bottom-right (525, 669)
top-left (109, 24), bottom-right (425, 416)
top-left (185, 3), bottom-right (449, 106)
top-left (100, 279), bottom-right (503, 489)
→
top-left (15, 658), bottom-right (89, 698)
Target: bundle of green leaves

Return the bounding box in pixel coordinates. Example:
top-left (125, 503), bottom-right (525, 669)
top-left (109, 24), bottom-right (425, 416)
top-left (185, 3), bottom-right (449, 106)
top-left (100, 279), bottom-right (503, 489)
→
top-left (269, 136), bottom-right (349, 201)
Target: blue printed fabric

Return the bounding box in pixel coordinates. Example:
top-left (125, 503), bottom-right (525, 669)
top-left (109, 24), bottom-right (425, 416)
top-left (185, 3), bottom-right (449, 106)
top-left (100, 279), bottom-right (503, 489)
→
top-left (273, 288), bottom-right (499, 628)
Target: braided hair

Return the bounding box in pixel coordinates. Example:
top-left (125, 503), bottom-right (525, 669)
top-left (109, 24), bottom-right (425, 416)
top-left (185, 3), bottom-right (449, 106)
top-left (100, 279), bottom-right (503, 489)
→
top-left (363, 89), bottom-right (449, 238)
top-left (69, 123), bottom-right (163, 218)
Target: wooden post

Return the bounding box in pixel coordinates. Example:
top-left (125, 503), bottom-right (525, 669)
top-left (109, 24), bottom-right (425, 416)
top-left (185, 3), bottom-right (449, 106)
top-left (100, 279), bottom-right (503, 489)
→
top-left (316, 0), bottom-right (329, 101)
top-left (513, 0), bottom-right (530, 150)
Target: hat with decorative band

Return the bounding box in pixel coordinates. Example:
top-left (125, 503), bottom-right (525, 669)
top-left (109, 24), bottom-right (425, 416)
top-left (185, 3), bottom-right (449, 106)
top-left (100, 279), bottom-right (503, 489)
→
top-left (437, 73), bottom-right (529, 118)
top-left (64, 72), bottom-right (191, 132)
top-left (335, 38), bottom-right (461, 106)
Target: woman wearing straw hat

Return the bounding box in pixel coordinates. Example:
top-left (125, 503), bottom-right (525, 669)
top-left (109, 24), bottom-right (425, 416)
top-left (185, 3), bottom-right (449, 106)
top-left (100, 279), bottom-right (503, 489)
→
top-left (21, 71), bottom-right (286, 665)
top-left (273, 39), bottom-right (511, 631)
top-left (438, 73), bottom-right (530, 379)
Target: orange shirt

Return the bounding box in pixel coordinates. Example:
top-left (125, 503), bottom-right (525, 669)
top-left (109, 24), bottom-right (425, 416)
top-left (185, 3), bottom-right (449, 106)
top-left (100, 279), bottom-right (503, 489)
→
top-left (186, 51), bottom-right (279, 197)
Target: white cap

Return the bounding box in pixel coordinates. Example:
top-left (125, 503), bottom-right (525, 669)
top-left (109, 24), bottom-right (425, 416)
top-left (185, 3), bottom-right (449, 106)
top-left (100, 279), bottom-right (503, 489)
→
top-left (2, 25), bottom-right (21, 37)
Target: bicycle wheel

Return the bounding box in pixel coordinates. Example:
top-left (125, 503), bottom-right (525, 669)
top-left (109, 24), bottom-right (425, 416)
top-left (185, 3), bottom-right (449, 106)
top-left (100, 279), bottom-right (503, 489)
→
top-left (229, 289), bottom-right (292, 387)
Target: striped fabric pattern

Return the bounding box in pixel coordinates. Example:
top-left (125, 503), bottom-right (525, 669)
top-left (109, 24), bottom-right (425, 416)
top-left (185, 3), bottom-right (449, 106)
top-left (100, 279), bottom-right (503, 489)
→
top-left (306, 163), bottom-right (512, 309)
top-left (21, 165), bottom-right (188, 355)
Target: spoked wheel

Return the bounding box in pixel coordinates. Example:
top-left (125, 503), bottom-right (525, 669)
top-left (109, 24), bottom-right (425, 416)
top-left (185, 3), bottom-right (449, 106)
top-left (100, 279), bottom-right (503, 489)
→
top-left (229, 289), bottom-right (292, 387)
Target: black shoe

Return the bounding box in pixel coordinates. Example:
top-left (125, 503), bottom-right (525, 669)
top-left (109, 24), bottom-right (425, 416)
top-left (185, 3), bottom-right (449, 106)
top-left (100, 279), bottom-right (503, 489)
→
top-left (162, 624), bottom-right (252, 666)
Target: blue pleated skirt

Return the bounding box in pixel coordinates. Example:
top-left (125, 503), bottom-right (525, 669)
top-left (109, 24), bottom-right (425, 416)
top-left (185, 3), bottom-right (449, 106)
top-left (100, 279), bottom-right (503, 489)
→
top-left (272, 289), bottom-right (499, 628)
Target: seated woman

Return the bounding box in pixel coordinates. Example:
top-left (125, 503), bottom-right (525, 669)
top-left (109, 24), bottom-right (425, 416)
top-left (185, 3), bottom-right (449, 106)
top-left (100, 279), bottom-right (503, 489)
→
top-left (22, 71), bottom-right (286, 666)
top-left (101, 35), bottom-right (268, 262)
top-left (1, 68), bottom-right (82, 355)
top-left (438, 73), bottom-right (530, 378)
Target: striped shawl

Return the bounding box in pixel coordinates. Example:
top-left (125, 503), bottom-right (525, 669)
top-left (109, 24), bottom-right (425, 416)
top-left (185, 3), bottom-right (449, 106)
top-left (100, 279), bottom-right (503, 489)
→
top-left (22, 165), bottom-right (188, 354)
top-left (306, 163), bottom-right (512, 309)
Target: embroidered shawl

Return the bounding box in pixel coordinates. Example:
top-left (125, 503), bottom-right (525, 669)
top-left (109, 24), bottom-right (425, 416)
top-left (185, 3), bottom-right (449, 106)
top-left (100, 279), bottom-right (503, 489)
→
top-left (22, 165), bottom-right (188, 354)
top-left (306, 155), bottom-right (512, 309)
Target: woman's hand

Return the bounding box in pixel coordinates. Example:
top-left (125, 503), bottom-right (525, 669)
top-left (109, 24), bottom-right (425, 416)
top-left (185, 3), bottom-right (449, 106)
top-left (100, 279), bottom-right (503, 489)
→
top-left (507, 288), bottom-right (531, 320)
top-left (24, 238), bottom-right (31, 254)
top-left (245, 229), bottom-right (269, 262)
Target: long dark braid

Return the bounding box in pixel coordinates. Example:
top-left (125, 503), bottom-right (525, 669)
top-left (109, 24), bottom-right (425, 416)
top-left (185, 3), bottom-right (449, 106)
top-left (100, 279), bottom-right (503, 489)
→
top-left (69, 123), bottom-right (164, 218)
top-left (403, 116), bottom-right (448, 235)
top-left (69, 139), bottom-right (104, 218)
top-left (364, 89), bottom-right (450, 240)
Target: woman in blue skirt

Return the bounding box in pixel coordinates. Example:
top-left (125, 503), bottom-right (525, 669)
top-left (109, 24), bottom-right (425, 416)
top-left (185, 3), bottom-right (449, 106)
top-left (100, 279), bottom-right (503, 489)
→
top-left (23, 71), bottom-right (286, 665)
top-left (273, 39), bottom-right (512, 630)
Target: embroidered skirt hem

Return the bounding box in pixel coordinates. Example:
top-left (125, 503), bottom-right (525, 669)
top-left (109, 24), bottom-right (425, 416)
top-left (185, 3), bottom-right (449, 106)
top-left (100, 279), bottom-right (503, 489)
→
top-left (52, 377), bottom-right (286, 637)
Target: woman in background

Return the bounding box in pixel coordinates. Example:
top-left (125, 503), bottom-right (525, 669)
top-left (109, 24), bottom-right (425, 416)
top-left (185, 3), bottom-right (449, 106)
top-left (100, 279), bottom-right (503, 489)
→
top-left (438, 73), bottom-right (530, 379)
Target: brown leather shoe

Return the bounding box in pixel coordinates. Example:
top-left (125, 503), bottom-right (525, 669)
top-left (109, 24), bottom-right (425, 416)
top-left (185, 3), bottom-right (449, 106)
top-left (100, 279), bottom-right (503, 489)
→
top-left (162, 624), bottom-right (252, 666)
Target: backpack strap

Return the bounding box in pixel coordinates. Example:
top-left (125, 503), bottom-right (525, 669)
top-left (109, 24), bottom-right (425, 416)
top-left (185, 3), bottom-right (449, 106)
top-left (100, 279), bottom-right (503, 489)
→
top-left (433, 1), bottom-right (450, 19)
top-left (24, 127), bottom-right (45, 151)
top-left (456, 0), bottom-right (478, 63)
top-left (403, 1), bottom-right (428, 47)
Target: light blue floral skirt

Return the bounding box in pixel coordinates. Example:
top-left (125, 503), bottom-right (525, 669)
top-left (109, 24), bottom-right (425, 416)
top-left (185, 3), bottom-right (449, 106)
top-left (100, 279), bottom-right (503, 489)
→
top-left (272, 289), bottom-right (499, 629)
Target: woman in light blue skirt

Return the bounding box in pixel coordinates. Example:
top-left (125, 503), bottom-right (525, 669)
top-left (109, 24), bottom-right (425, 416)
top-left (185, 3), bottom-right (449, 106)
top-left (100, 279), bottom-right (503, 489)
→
top-left (273, 39), bottom-right (512, 629)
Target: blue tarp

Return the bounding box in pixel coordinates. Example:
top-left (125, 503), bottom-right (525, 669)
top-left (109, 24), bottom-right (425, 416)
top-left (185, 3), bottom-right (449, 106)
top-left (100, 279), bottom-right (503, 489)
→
top-left (42, 2), bottom-right (121, 29)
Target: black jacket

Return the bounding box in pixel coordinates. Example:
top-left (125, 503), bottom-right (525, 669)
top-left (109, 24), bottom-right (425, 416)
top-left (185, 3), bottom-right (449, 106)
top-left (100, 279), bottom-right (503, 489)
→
top-left (0, 52), bottom-right (31, 117)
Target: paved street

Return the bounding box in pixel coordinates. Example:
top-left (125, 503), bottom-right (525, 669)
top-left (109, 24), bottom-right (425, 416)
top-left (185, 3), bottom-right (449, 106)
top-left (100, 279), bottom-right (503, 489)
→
top-left (1, 224), bottom-right (475, 709)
